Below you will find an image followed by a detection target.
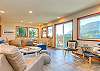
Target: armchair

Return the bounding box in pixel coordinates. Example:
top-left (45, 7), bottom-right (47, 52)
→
top-left (64, 40), bottom-right (78, 56)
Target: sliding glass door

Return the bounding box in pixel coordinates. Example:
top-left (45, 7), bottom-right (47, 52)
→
top-left (64, 22), bottom-right (72, 48)
top-left (56, 21), bottom-right (73, 48)
top-left (56, 24), bottom-right (63, 48)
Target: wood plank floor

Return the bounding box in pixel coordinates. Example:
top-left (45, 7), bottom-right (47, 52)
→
top-left (43, 48), bottom-right (100, 71)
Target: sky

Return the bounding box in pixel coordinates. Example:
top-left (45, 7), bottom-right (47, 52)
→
top-left (56, 15), bottom-right (100, 35)
top-left (56, 22), bottom-right (72, 35)
top-left (80, 15), bottom-right (100, 26)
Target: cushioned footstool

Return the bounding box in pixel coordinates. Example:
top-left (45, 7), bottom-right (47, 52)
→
top-left (37, 44), bottom-right (47, 50)
top-left (42, 53), bottom-right (51, 65)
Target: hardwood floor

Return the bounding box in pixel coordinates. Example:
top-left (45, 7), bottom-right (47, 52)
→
top-left (43, 48), bottom-right (100, 71)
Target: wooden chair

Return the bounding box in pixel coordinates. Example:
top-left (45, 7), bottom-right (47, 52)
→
top-left (81, 46), bottom-right (95, 64)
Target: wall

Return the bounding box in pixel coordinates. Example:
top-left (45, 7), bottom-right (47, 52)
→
top-left (39, 5), bottom-right (100, 47)
top-left (1, 5), bottom-right (100, 47)
top-left (38, 23), bottom-right (55, 47)
top-left (1, 21), bottom-right (40, 40)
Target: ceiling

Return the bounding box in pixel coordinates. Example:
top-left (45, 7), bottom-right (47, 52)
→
top-left (0, 0), bottom-right (100, 24)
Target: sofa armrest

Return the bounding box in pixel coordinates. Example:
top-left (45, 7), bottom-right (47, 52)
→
top-left (0, 54), bottom-right (14, 71)
top-left (24, 53), bottom-right (51, 71)
top-left (24, 55), bottom-right (44, 71)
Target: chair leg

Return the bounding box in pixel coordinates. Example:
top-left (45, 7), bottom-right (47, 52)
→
top-left (83, 54), bottom-right (85, 58)
top-left (72, 51), bottom-right (74, 53)
top-left (76, 50), bottom-right (78, 54)
top-left (89, 57), bottom-right (92, 64)
top-left (64, 50), bottom-right (67, 56)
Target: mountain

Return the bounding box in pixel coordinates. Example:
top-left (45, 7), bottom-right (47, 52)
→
top-left (80, 21), bottom-right (100, 38)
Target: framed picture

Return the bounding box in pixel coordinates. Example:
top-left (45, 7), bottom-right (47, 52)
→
top-left (16, 26), bottom-right (28, 37)
top-left (28, 27), bottom-right (39, 38)
top-left (47, 26), bottom-right (53, 38)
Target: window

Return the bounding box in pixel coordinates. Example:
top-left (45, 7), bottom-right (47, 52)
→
top-left (78, 13), bottom-right (100, 40)
top-left (47, 26), bottom-right (53, 38)
top-left (29, 28), bottom-right (38, 38)
top-left (56, 21), bottom-right (73, 48)
top-left (42, 27), bottom-right (47, 38)
top-left (16, 27), bottom-right (28, 37)
top-left (64, 21), bottom-right (73, 48)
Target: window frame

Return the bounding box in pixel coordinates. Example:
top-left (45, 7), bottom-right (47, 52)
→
top-left (16, 26), bottom-right (28, 37)
top-left (47, 26), bottom-right (53, 38)
top-left (63, 20), bottom-right (73, 40)
top-left (42, 27), bottom-right (47, 38)
top-left (54, 20), bottom-right (73, 47)
top-left (77, 12), bottom-right (100, 41)
top-left (28, 27), bottom-right (39, 38)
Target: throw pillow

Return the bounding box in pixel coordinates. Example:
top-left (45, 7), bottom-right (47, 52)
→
top-left (68, 42), bottom-right (76, 49)
top-left (0, 45), bottom-right (26, 71)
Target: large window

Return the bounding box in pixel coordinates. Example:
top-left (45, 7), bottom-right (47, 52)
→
top-left (42, 27), bottom-right (47, 38)
top-left (16, 27), bottom-right (28, 37)
top-left (47, 26), bottom-right (53, 38)
top-left (78, 13), bottom-right (100, 40)
top-left (29, 28), bottom-right (38, 38)
top-left (64, 21), bottom-right (73, 48)
top-left (56, 21), bottom-right (73, 48)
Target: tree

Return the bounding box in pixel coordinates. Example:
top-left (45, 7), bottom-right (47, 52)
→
top-left (18, 27), bottom-right (26, 37)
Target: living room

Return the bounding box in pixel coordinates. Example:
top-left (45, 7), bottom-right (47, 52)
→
top-left (0, 0), bottom-right (100, 71)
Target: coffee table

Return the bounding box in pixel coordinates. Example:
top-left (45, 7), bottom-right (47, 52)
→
top-left (20, 47), bottom-right (41, 55)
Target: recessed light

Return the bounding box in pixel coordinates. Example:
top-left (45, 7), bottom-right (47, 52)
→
top-left (0, 10), bottom-right (5, 14)
top-left (20, 20), bottom-right (24, 23)
top-left (57, 17), bottom-right (61, 19)
top-left (28, 22), bottom-right (32, 23)
top-left (20, 16), bottom-right (24, 18)
top-left (28, 11), bottom-right (32, 14)
top-left (45, 22), bottom-right (48, 23)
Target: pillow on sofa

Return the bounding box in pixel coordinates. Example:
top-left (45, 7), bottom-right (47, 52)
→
top-left (0, 37), bottom-right (5, 44)
top-left (9, 39), bottom-right (21, 47)
top-left (0, 54), bottom-right (14, 71)
top-left (21, 39), bottom-right (34, 46)
top-left (0, 45), bottom-right (26, 71)
top-left (26, 40), bottom-right (33, 46)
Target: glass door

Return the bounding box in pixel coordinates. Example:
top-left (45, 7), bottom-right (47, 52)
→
top-left (56, 24), bottom-right (64, 48)
top-left (56, 21), bottom-right (73, 48)
top-left (64, 22), bottom-right (72, 48)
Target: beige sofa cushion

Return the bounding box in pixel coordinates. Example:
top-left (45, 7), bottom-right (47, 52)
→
top-left (24, 54), bottom-right (50, 71)
top-left (0, 45), bottom-right (26, 71)
top-left (24, 54), bottom-right (44, 71)
top-left (0, 54), bottom-right (14, 71)
top-left (9, 39), bottom-right (21, 47)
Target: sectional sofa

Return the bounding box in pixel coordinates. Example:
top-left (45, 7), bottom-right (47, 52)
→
top-left (0, 44), bottom-right (51, 71)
